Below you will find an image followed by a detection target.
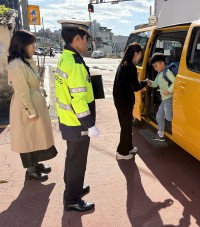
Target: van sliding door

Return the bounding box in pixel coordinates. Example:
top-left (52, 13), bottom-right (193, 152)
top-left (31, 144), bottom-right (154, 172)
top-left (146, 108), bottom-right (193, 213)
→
top-left (173, 25), bottom-right (200, 160)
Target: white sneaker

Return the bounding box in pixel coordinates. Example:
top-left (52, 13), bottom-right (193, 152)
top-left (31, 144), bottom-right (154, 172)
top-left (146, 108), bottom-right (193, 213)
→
top-left (129, 147), bottom-right (138, 154)
top-left (116, 153), bottom-right (134, 160)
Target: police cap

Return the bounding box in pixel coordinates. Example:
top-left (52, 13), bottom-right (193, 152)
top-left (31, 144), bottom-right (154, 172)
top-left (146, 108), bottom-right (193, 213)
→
top-left (57, 19), bottom-right (92, 38)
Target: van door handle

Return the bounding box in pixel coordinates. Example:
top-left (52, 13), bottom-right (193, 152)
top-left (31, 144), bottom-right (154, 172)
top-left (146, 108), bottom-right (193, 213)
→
top-left (177, 81), bottom-right (186, 86)
top-left (178, 85), bottom-right (186, 90)
top-left (177, 85), bottom-right (186, 94)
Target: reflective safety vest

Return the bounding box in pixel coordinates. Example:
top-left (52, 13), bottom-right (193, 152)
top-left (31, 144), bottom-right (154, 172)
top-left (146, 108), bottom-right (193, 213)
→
top-left (55, 48), bottom-right (95, 140)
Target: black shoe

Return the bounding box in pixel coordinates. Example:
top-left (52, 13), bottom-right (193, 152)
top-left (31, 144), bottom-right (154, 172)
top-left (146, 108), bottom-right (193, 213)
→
top-left (64, 199), bottom-right (95, 212)
top-left (25, 170), bottom-right (48, 181)
top-left (82, 185), bottom-right (90, 196)
top-left (35, 163), bottom-right (51, 174)
top-left (63, 185), bottom-right (90, 199)
top-left (63, 185), bottom-right (90, 205)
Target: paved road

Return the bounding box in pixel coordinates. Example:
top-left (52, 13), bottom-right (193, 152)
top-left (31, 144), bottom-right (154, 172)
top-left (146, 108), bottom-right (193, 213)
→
top-left (85, 57), bottom-right (119, 99)
top-left (1, 98), bottom-right (200, 227)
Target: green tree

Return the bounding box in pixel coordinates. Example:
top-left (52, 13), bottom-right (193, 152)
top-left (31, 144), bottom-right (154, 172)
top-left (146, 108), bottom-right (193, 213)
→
top-left (0, 5), bottom-right (10, 16)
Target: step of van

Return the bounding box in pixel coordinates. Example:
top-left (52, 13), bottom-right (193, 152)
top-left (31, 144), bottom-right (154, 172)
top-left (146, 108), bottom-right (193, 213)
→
top-left (138, 128), bottom-right (174, 148)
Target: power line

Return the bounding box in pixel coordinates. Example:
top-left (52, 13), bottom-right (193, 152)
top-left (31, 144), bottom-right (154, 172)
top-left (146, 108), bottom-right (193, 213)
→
top-left (89, 0), bottom-right (135, 4)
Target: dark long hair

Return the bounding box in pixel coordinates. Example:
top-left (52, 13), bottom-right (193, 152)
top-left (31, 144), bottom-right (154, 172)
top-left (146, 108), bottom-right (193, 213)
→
top-left (8, 30), bottom-right (36, 65)
top-left (121, 42), bottom-right (142, 66)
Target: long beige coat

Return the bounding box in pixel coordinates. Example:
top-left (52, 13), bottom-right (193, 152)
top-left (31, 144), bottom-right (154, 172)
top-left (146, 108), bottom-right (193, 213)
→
top-left (7, 58), bottom-right (54, 153)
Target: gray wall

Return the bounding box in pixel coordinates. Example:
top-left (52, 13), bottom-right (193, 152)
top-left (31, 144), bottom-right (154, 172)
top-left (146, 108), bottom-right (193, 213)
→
top-left (155, 0), bottom-right (200, 27)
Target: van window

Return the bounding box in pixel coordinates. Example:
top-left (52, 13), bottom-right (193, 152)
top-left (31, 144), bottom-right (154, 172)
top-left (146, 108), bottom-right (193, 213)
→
top-left (126, 31), bottom-right (152, 48)
top-left (125, 30), bottom-right (152, 66)
top-left (152, 31), bottom-right (187, 56)
top-left (149, 31), bottom-right (187, 82)
top-left (187, 27), bottom-right (200, 73)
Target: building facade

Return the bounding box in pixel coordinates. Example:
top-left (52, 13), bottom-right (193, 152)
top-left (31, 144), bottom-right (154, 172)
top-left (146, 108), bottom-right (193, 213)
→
top-left (155, 0), bottom-right (200, 27)
top-left (112, 35), bottom-right (128, 54)
top-left (91, 20), bottom-right (113, 54)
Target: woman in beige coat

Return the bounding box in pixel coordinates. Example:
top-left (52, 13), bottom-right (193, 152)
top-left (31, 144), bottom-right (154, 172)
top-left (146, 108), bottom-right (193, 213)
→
top-left (7, 30), bottom-right (57, 181)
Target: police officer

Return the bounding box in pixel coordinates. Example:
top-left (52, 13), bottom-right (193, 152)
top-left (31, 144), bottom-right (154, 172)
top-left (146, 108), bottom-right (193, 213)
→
top-left (56, 20), bottom-right (100, 212)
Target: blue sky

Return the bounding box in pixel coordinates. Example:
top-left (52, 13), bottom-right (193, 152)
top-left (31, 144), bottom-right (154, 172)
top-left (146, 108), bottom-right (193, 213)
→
top-left (29, 0), bottom-right (154, 36)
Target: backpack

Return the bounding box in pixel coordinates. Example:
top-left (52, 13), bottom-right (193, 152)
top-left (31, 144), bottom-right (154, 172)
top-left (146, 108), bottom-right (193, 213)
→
top-left (163, 62), bottom-right (179, 86)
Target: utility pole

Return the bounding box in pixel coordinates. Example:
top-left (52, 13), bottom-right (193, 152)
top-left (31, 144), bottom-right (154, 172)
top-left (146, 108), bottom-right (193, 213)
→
top-left (42, 17), bottom-right (45, 46)
top-left (88, 2), bottom-right (96, 51)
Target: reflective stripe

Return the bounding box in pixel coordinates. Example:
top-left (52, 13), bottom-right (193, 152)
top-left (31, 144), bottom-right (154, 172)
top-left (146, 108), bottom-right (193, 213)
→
top-left (76, 110), bottom-right (91, 118)
top-left (56, 98), bottom-right (72, 110)
top-left (69, 87), bottom-right (87, 93)
top-left (59, 103), bottom-right (72, 110)
top-left (56, 68), bottom-right (68, 79)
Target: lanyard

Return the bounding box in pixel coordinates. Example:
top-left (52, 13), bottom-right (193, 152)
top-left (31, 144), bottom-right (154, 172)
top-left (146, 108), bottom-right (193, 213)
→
top-left (28, 65), bottom-right (40, 81)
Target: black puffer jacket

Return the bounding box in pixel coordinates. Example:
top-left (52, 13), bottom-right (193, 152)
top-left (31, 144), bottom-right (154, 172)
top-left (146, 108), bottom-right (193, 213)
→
top-left (113, 63), bottom-right (147, 104)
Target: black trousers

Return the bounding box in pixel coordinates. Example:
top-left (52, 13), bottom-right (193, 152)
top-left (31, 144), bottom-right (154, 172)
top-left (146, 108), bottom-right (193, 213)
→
top-left (115, 102), bottom-right (133, 156)
top-left (64, 138), bottom-right (90, 204)
top-left (20, 145), bottom-right (57, 168)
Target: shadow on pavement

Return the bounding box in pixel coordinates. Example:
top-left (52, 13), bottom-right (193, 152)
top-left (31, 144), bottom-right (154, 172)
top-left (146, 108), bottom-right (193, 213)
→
top-left (118, 159), bottom-right (173, 227)
top-left (134, 126), bottom-right (200, 227)
top-left (61, 207), bottom-right (95, 227)
top-left (0, 181), bottom-right (55, 227)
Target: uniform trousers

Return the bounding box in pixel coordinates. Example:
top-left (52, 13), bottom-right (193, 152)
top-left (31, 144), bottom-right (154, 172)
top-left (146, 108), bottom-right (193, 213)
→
top-left (115, 102), bottom-right (134, 156)
top-left (64, 137), bottom-right (90, 204)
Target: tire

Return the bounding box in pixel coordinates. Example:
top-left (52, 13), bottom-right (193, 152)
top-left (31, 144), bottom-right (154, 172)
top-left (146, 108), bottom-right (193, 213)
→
top-left (132, 117), bottom-right (144, 127)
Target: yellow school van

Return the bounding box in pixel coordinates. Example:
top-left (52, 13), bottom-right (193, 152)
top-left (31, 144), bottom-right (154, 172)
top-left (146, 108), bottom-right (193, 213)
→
top-left (126, 21), bottom-right (200, 160)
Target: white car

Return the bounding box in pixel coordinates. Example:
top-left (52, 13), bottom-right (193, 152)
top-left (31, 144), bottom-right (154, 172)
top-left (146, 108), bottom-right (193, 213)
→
top-left (91, 50), bottom-right (104, 58)
top-left (34, 47), bottom-right (48, 56)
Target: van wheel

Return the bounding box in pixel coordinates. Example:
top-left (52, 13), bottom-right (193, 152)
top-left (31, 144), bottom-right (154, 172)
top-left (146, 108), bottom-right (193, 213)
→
top-left (132, 117), bottom-right (144, 127)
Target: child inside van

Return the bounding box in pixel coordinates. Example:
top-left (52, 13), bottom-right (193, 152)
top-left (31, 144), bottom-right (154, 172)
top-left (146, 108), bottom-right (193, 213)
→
top-left (147, 53), bottom-right (175, 142)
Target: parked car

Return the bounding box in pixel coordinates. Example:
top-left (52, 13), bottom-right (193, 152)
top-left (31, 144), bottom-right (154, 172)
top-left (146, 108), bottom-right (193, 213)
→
top-left (34, 49), bottom-right (42, 56)
top-left (34, 47), bottom-right (47, 56)
top-left (91, 50), bottom-right (104, 58)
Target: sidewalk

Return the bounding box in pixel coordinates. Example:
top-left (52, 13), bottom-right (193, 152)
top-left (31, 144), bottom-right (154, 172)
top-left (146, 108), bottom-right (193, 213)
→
top-left (1, 69), bottom-right (200, 226)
